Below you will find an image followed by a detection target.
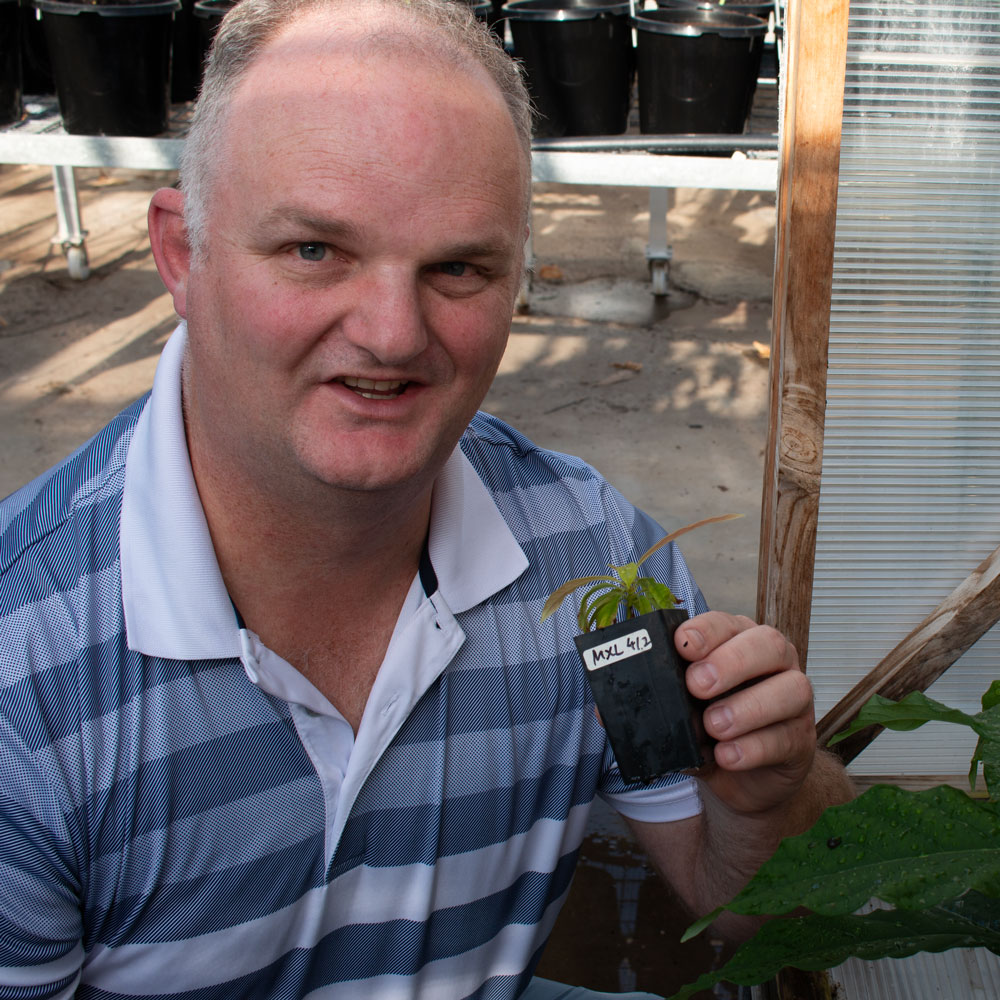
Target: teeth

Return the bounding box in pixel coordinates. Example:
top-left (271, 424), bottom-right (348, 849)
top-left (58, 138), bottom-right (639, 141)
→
top-left (341, 376), bottom-right (408, 399)
top-left (343, 377), bottom-right (405, 391)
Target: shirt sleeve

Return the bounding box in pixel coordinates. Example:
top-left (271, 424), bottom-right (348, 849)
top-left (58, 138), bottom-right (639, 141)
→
top-left (0, 715), bottom-right (85, 999)
top-left (599, 775), bottom-right (703, 823)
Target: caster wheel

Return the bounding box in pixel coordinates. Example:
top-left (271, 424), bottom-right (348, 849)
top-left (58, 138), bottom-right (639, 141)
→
top-left (649, 260), bottom-right (669, 297)
top-left (66, 245), bottom-right (90, 281)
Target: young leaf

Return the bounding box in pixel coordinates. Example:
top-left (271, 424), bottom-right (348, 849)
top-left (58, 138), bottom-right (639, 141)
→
top-left (668, 894), bottom-right (1000, 1000)
top-left (632, 512), bottom-right (743, 570)
top-left (540, 575), bottom-right (617, 623)
top-left (614, 561), bottom-right (640, 589)
top-left (584, 590), bottom-right (625, 632)
top-left (577, 582), bottom-right (620, 631)
top-left (636, 577), bottom-right (678, 611)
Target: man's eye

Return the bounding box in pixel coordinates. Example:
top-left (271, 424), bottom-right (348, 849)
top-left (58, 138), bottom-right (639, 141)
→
top-left (297, 243), bottom-right (327, 261)
top-left (437, 261), bottom-right (470, 277)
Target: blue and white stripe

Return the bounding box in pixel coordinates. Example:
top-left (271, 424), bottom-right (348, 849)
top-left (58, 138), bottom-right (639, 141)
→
top-left (0, 325), bottom-right (705, 999)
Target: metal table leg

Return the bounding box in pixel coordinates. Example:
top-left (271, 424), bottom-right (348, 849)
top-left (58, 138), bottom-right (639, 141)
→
top-left (51, 164), bottom-right (90, 280)
top-left (645, 187), bottom-right (673, 297)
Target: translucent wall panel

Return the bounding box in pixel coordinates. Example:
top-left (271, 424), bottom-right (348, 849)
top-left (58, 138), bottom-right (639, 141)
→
top-left (809, 0), bottom-right (1000, 776)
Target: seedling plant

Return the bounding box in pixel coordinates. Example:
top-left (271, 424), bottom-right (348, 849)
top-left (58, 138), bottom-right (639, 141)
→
top-left (541, 513), bottom-right (742, 632)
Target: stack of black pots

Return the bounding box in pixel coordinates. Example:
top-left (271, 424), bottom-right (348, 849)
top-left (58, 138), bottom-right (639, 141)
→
top-left (501, 0), bottom-right (772, 138)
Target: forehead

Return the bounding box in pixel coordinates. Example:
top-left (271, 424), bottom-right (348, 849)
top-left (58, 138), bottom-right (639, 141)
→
top-left (220, 9), bottom-right (528, 202)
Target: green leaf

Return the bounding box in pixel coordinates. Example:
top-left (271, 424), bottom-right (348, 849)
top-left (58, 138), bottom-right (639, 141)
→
top-left (586, 590), bottom-right (624, 631)
top-left (631, 593), bottom-right (655, 618)
top-left (632, 512), bottom-right (743, 570)
top-left (540, 575), bottom-right (618, 623)
top-left (614, 561), bottom-right (639, 588)
top-left (969, 703), bottom-right (1000, 800)
top-left (684, 785), bottom-right (1000, 925)
top-left (577, 582), bottom-right (621, 632)
top-left (667, 893), bottom-right (1000, 1000)
top-left (983, 681), bottom-right (1000, 712)
top-left (972, 684), bottom-right (1000, 799)
top-left (636, 577), bottom-right (678, 611)
top-left (828, 690), bottom-right (985, 745)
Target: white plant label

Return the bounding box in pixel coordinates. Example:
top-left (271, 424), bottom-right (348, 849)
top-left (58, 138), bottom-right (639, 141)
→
top-left (582, 628), bottom-right (652, 672)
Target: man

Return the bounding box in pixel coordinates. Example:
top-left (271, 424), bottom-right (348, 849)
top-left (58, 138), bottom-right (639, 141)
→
top-left (0, 0), bottom-right (852, 996)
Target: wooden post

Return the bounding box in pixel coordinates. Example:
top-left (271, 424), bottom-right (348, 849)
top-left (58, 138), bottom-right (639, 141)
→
top-left (756, 0), bottom-right (850, 667)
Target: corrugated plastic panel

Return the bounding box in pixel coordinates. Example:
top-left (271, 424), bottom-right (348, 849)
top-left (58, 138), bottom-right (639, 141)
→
top-left (808, 0), bottom-right (1000, 777)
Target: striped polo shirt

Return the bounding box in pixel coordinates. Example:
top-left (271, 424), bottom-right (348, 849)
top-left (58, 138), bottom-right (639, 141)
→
top-left (0, 324), bottom-right (705, 999)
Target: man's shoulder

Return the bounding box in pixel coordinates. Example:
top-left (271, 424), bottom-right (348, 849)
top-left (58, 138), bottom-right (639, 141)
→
top-left (459, 411), bottom-right (644, 556)
top-left (0, 395), bottom-right (149, 591)
top-left (461, 411), bottom-right (607, 490)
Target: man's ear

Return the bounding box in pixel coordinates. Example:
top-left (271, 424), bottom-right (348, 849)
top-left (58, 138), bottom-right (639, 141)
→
top-left (148, 187), bottom-right (193, 319)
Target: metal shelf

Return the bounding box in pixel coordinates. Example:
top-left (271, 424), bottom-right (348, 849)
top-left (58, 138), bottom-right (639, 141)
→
top-left (1, 84), bottom-right (780, 288)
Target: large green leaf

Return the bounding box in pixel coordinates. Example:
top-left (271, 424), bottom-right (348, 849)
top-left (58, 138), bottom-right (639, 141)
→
top-left (828, 690), bottom-right (986, 742)
top-left (669, 892), bottom-right (1000, 1000)
top-left (828, 688), bottom-right (1000, 796)
top-left (972, 681), bottom-right (1000, 799)
top-left (683, 785), bottom-right (1000, 942)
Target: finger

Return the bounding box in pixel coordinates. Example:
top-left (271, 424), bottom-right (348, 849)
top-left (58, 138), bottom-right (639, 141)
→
top-left (712, 710), bottom-right (817, 772)
top-left (685, 623), bottom-right (799, 701)
top-left (675, 610), bottom-right (757, 662)
top-left (703, 669), bottom-right (814, 743)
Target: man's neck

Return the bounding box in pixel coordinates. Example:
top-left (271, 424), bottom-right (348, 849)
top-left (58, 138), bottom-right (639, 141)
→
top-left (190, 454), bottom-right (435, 728)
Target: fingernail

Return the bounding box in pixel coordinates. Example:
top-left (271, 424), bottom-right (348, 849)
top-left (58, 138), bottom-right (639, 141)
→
top-left (681, 627), bottom-right (705, 652)
top-left (691, 662), bottom-right (718, 691)
top-left (707, 705), bottom-right (733, 734)
top-left (715, 742), bottom-right (743, 766)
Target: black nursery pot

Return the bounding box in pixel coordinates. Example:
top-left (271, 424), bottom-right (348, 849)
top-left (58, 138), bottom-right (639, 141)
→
top-left (0, 0), bottom-right (23, 126)
top-left (633, 7), bottom-right (767, 135)
top-left (34, 0), bottom-right (181, 136)
top-left (502, 0), bottom-right (634, 138)
top-left (575, 607), bottom-right (708, 784)
top-left (193, 0), bottom-right (236, 85)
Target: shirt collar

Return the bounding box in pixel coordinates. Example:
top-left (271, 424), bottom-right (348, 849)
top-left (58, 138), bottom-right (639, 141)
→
top-left (120, 322), bottom-right (527, 660)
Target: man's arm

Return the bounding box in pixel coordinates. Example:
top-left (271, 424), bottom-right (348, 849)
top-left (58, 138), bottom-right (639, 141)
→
top-left (625, 612), bottom-right (855, 938)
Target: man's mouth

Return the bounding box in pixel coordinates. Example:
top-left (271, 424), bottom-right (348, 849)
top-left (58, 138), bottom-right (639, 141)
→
top-left (340, 376), bottom-right (409, 399)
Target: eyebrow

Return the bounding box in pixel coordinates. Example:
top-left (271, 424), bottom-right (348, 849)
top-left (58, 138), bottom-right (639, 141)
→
top-left (256, 208), bottom-right (363, 243)
top-left (256, 207), bottom-right (519, 263)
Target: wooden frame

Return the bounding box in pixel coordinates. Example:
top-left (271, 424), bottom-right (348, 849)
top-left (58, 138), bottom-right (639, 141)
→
top-left (756, 0), bottom-right (850, 667)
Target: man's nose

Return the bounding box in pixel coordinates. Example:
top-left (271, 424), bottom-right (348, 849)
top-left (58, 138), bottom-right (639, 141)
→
top-left (342, 267), bottom-right (429, 366)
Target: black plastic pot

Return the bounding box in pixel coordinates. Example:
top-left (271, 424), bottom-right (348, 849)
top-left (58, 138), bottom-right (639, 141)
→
top-left (34, 0), bottom-right (181, 136)
top-left (458, 0), bottom-right (500, 33)
top-left (502, 0), bottom-right (634, 138)
top-left (19, 0), bottom-right (53, 94)
top-left (1, 0), bottom-right (23, 125)
top-left (192, 0), bottom-right (234, 82)
top-left (171, 0), bottom-right (200, 102)
top-left (655, 0), bottom-right (773, 20)
top-left (633, 7), bottom-right (767, 135)
top-left (575, 608), bottom-right (707, 784)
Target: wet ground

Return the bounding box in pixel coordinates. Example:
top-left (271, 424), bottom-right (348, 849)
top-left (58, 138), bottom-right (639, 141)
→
top-left (536, 800), bottom-right (739, 998)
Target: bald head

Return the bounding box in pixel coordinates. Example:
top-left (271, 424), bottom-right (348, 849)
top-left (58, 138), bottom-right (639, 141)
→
top-left (179, 0), bottom-right (532, 257)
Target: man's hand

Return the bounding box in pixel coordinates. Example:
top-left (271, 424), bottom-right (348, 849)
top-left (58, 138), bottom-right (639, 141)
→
top-left (626, 613), bottom-right (853, 935)
top-left (676, 611), bottom-right (817, 817)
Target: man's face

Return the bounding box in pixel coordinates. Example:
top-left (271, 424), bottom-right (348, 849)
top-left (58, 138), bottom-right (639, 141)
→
top-left (181, 17), bottom-right (529, 501)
